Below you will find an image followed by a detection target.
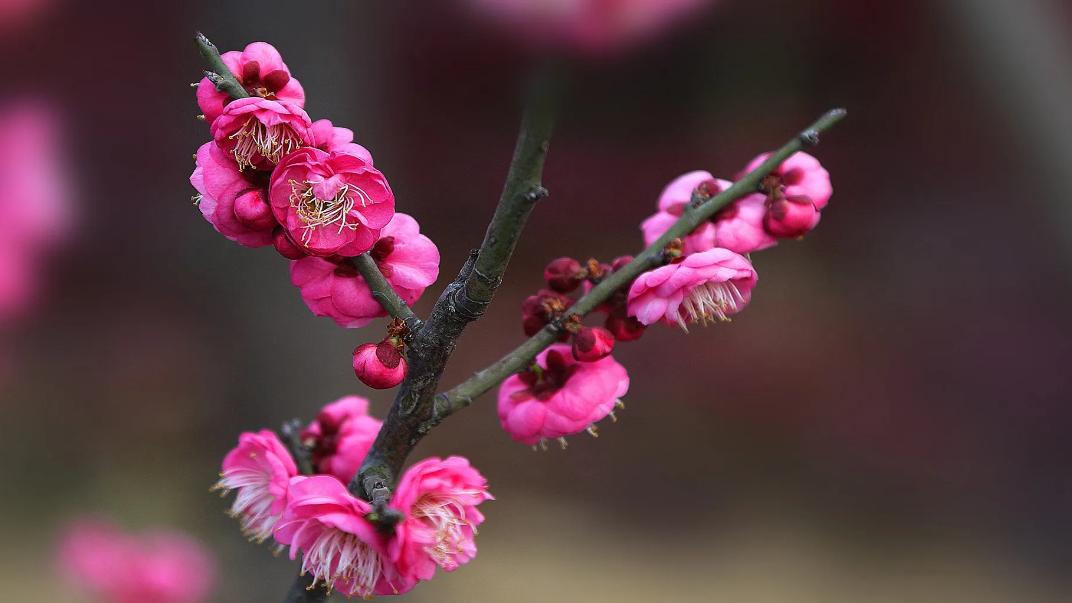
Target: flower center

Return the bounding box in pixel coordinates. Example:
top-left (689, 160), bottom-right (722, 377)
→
top-left (289, 179), bottom-right (374, 244)
top-left (301, 527), bottom-right (382, 598)
top-left (413, 492), bottom-right (479, 571)
top-left (680, 280), bottom-right (745, 326)
top-left (229, 116), bottom-right (303, 170)
top-left (214, 464), bottom-right (278, 543)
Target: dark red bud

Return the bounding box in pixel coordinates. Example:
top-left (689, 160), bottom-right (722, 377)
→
top-left (604, 313), bottom-right (646, 342)
top-left (273, 228), bottom-right (308, 260)
top-left (374, 340), bottom-right (403, 369)
top-left (572, 327), bottom-right (615, 362)
top-left (543, 257), bottom-right (585, 293)
top-left (370, 236), bottom-right (396, 263)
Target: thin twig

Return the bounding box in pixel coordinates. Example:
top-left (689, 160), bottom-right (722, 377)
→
top-left (432, 108), bottom-right (848, 419)
top-left (195, 32), bottom-right (249, 100)
top-left (349, 253), bottom-right (422, 333)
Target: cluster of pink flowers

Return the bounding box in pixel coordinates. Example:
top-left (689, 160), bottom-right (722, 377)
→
top-left (215, 396), bottom-right (492, 597)
top-left (189, 42), bottom-right (440, 391)
top-left (498, 151), bottom-right (832, 446)
top-left (58, 520), bottom-right (216, 603)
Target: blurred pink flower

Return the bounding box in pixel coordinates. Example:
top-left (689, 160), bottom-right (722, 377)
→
top-left (58, 520), bottom-right (216, 603)
top-left (627, 247), bottom-right (756, 329)
top-left (289, 213), bottom-right (439, 327)
top-left (211, 97), bottom-right (311, 171)
top-left (388, 456), bottom-right (492, 582)
top-left (190, 141), bottom-right (275, 247)
top-left (0, 102), bottom-right (70, 324)
top-left (301, 396), bottom-right (382, 483)
top-left (465, 0), bottom-right (715, 54)
top-left (275, 475), bottom-right (414, 597)
top-left (353, 341), bottom-right (408, 389)
top-left (196, 41), bottom-right (306, 123)
top-left (498, 344), bottom-right (629, 446)
top-left (215, 429), bottom-right (298, 543)
top-left (269, 147), bottom-right (394, 256)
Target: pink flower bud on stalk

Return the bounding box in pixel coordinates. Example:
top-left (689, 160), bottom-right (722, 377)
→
top-left (571, 326), bottom-right (615, 362)
top-left (353, 339), bottom-right (408, 389)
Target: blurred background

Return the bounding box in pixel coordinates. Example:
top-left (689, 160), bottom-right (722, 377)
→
top-left (2, 0), bottom-right (1071, 601)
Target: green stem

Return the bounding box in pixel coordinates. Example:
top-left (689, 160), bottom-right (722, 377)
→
top-left (195, 32), bottom-right (249, 100)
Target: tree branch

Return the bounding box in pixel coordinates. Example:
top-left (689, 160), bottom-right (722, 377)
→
top-left (349, 253), bottom-right (423, 333)
top-left (432, 108), bottom-right (848, 418)
top-left (195, 32), bottom-right (249, 100)
top-left (349, 70), bottom-right (559, 500)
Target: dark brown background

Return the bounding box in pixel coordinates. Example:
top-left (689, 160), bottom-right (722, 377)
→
top-left (2, 0), bottom-right (1070, 600)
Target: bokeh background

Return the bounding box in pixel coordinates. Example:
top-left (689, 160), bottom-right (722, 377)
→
top-left (2, 0), bottom-right (1071, 601)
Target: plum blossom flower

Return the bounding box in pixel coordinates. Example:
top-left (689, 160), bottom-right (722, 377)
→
top-left (275, 475), bottom-right (414, 597)
top-left (742, 151), bottom-right (831, 239)
top-left (196, 42), bottom-right (306, 123)
top-left (214, 430), bottom-right (298, 543)
top-left (627, 247), bottom-right (757, 329)
top-left (289, 213), bottom-right (439, 327)
top-left (497, 344), bottom-right (629, 447)
top-left (190, 142), bottom-right (275, 247)
top-left (641, 170), bottom-right (776, 255)
top-left (269, 147), bottom-right (394, 256)
top-left (388, 457), bottom-right (493, 582)
top-left (211, 97), bottom-right (311, 171)
top-left (301, 396), bottom-right (382, 484)
top-left (58, 520), bottom-right (216, 603)
top-left (353, 341), bottom-right (408, 389)
top-left (465, 0), bottom-right (715, 54)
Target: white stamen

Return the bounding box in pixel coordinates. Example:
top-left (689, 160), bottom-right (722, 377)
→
top-left (289, 180), bottom-right (370, 244)
top-left (214, 464), bottom-right (280, 544)
top-left (299, 527), bottom-right (382, 598)
top-left (412, 490), bottom-right (482, 571)
top-left (679, 280), bottom-right (744, 328)
top-left (229, 116), bottom-right (303, 170)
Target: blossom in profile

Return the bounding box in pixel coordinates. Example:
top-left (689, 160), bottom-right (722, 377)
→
top-left (388, 456), bottom-right (492, 581)
top-left (211, 97), bottom-right (311, 171)
top-left (196, 41), bottom-right (306, 123)
top-left (498, 344), bottom-right (628, 447)
top-left (627, 247), bottom-right (757, 329)
top-left (190, 142), bottom-right (275, 247)
top-left (274, 475), bottom-right (414, 597)
top-left (743, 151), bottom-right (832, 239)
top-left (464, 0), bottom-right (715, 54)
top-left (269, 147), bottom-right (394, 256)
top-left (289, 213), bottom-right (439, 327)
top-left (302, 396), bottom-right (383, 483)
top-left (214, 430), bottom-right (298, 543)
top-left (58, 520), bottom-right (216, 603)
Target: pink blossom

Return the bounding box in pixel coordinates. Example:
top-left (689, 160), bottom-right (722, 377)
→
top-left (743, 151), bottom-right (832, 209)
top-left (353, 341), bottom-right (408, 389)
top-left (275, 475), bottom-right (414, 597)
top-left (190, 142), bottom-right (275, 247)
top-left (465, 0), bottom-right (715, 54)
top-left (641, 171), bottom-right (776, 254)
top-left (289, 213), bottom-right (439, 327)
top-left (58, 520), bottom-right (216, 603)
top-left (214, 429), bottom-right (298, 543)
top-left (210, 97), bottom-right (311, 171)
top-left (497, 344), bottom-right (629, 447)
top-left (269, 147), bottom-right (394, 256)
top-left (196, 42), bottom-right (306, 123)
top-left (302, 396), bottom-right (382, 484)
top-left (308, 118), bottom-right (374, 161)
top-left (627, 247), bottom-right (757, 329)
top-left (388, 456), bottom-right (493, 582)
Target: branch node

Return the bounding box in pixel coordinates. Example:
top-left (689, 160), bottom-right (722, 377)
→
top-left (799, 129), bottom-right (820, 146)
top-left (524, 185), bottom-right (549, 203)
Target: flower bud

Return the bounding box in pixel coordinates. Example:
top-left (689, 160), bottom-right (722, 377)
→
top-left (232, 189), bottom-right (276, 229)
top-left (521, 289), bottom-right (573, 340)
top-left (764, 196), bottom-right (820, 238)
top-left (352, 341), bottom-right (407, 389)
top-left (273, 228), bottom-right (307, 260)
top-left (572, 326), bottom-right (615, 362)
top-left (604, 311), bottom-right (646, 342)
top-left (543, 257), bottom-right (586, 293)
